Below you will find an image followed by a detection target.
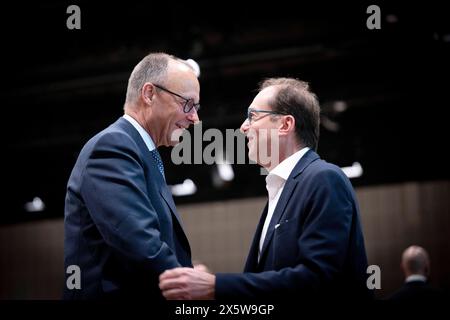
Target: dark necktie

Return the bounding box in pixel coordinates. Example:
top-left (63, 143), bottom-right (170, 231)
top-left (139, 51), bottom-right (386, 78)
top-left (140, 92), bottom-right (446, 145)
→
top-left (150, 149), bottom-right (165, 179)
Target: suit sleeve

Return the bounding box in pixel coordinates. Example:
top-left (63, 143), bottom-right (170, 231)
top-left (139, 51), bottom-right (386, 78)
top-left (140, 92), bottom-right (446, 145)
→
top-left (215, 168), bottom-right (355, 299)
top-left (80, 132), bottom-right (180, 275)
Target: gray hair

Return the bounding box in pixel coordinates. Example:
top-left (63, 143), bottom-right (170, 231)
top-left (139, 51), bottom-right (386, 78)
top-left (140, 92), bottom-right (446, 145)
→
top-left (124, 52), bottom-right (173, 105)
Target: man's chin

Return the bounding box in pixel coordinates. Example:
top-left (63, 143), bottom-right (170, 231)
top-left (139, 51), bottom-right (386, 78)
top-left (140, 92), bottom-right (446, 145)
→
top-left (168, 139), bottom-right (180, 147)
top-left (248, 151), bottom-right (257, 164)
top-left (169, 128), bottom-right (185, 145)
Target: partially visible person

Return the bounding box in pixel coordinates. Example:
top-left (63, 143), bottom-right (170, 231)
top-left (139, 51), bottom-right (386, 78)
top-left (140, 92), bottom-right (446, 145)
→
top-left (388, 245), bottom-right (444, 301)
top-left (64, 52), bottom-right (200, 300)
top-left (159, 77), bottom-right (371, 301)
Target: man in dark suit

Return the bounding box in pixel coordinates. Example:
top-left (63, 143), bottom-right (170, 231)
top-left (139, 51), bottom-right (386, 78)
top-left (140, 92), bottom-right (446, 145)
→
top-left (64, 53), bottom-right (200, 299)
top-left (388, 245), bottom-right (443, 301)
top-left (159, 77), bottom-right (370, 300)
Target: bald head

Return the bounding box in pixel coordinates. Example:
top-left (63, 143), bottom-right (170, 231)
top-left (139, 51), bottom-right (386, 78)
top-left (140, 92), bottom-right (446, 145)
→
top-left (401, 245), bottom-right (430, 278)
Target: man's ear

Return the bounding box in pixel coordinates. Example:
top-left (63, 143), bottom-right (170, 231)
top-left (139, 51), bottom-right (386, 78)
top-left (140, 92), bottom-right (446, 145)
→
top-left (141, 83), bottom-right (155, 105)
top-left (279, 115), bottom-right (296, 136)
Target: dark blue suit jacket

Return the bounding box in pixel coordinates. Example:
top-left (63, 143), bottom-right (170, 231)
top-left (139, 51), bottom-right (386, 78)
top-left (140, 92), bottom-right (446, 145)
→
top-left (64, 117), bottom-right (192, 300)
top-left (216, 150), bottom-right (370, 300)
top-left (387, 280), bottom-right (445, 301)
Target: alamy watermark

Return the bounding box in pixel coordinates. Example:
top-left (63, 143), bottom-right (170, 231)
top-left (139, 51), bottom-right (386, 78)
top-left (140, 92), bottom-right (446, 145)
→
top-left (367, 264), bottom-right (381, 289)
top-left (170, 122), bottom-right (279, 171)
top-left (65, 5), bottom-right (381, 33)
top-left (65, 264), bottom-right (381, 290)
top-left (66, 264), bottom-right (81, 290)
top-left (366, 5), bottom-right (381, 30)
top-left (66, 5), bottom-right (81, 30)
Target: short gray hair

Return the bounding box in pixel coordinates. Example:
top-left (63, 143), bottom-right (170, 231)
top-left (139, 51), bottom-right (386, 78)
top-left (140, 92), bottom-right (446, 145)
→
top-left (125, 52), bottom-right (173, 105)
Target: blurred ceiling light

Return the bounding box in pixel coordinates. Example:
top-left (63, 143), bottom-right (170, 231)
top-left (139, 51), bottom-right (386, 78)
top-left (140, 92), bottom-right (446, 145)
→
top-left (321, 116), bottom-right (340, 132)
top-left (442, 34), bottom-right (450, 42)
top-left (212, 163), bottom-right (235, 188)
top-left (212, 151), bottom-right (235, 187)
top-left (321, 100), bottom-right (348, 132)
top-left (170, 179), bottom-right (197, 197)
top-left (386, 14), bottom-right (398, 23)
top-left (217, 163), bottom-right (235, 182)
top-left (332, 101), bottom-right (348, 113)
top-left (24, 197), bottom-right (46, 212)
top-left (341, 162), bottom-right (363, 179)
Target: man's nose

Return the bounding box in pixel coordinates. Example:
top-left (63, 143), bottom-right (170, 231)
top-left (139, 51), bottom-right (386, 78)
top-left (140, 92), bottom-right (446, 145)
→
top-left (187, 108), bottom-right (200, 124)
top-left (240, 119), bottom-right (249, 134)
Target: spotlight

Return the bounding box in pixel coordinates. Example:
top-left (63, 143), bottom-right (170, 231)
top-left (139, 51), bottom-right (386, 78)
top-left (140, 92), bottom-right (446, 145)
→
top-left (24, 197), bottom-right (46, 213)
top-left (341, 162), bottom-right (363, 179)
top-left (170, 179), bottom-right (197, 197)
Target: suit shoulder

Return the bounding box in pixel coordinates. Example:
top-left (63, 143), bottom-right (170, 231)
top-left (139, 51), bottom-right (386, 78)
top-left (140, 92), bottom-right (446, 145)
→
top-left (75, 125), bottom-right (143, 169)
top-left (307, 159), bottom-right (347, 179)
top-left (303, 159), bottom-right (354, 195)
top-left (84, 125), bottom-right (138, 152)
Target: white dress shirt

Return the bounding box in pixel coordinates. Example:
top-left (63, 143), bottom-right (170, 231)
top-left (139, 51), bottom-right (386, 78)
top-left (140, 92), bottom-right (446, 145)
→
top-left (258, 147), bottom-right (310, 260)
top-left (405, 274), bottom-right (427, 283)
top-left (123, 114), bottom-right (156, 152)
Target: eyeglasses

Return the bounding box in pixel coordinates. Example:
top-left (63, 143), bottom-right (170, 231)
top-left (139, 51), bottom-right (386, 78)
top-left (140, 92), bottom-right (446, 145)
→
top-left (246, 108), bottom-right (286, 124)
top-left (153, 84), bottom-right (200, 113)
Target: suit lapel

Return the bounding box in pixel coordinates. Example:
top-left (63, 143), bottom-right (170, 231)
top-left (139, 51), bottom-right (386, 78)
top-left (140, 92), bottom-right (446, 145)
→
top-left (244, 202), bottom-right (268, 272)
top-left (159, 185), bottom-right (191, 256)
top-left (116, 117), bottom-right (190, 247)
top-left (258, 149), bottom-right (320, 263)
top-left (159, 184), bottom-right (186, 234)
top-left (259, 179), bottom-right (299, 261)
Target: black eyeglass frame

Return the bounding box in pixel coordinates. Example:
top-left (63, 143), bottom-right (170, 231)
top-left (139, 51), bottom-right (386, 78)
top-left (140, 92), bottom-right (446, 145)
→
top-left (246, 108), bottom-right (287, 124)
top-left (153, 84), bottom-right (200, 113)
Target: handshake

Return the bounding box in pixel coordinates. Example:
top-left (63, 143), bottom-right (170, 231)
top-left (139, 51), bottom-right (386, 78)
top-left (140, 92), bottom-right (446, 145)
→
top-left (159, 263), bottom-right (216, 300)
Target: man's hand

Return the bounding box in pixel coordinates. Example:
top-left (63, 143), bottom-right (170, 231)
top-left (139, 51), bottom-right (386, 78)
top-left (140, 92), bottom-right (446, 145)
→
top-left (193, 262), bottom-right (211, 273)
top-left (159, 267), bottom-right (215, 300)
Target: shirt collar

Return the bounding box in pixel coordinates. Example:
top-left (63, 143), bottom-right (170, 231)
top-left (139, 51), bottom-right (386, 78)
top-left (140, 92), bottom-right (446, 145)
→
top-left (269, 147), bottom-right (310, 181)
top-left (123, 114), bottom-right (156, 151)
top-left (405, 274), bottom-right (427, 283)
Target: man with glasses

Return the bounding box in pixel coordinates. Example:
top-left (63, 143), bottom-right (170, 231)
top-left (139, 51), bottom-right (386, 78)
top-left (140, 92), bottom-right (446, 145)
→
top-left (159, 77), bottom-right (371, 301)
top-left (64, 52), bottom-right (199, 300)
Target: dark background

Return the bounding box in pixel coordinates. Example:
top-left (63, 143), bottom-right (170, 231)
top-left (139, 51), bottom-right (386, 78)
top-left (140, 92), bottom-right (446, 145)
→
top-left (1, 1), bottom-right (449, 223)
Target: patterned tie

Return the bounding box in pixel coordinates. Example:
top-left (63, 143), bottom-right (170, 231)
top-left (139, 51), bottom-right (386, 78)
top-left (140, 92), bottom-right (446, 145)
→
top-left (150, 149), bottom-right (165, 179)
